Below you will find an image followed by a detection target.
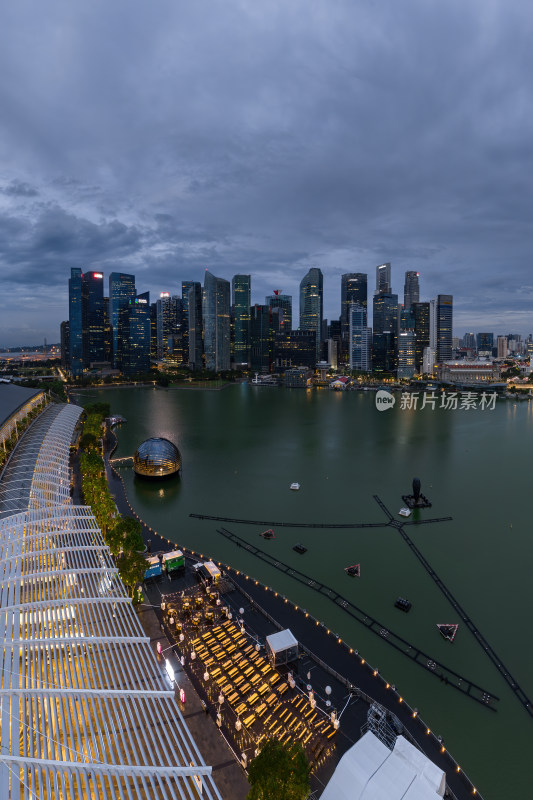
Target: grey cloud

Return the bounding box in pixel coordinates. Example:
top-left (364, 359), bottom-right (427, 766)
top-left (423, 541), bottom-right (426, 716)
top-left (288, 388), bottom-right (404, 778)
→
top-left (0, 0), bottom-right (532, 344)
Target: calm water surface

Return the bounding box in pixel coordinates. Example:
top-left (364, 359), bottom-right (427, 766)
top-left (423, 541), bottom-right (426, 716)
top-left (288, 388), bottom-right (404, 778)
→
top-left (79, 385), bottom-right (533, 799)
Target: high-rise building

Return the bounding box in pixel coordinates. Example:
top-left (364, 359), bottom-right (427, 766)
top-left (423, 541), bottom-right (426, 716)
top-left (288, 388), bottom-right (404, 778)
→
top-left (412, 302), bottom-right (430, 372)
top-left (341, 273), bottom-right (367, 361)
top-left (462, 332), bottom-right (476, 350)
top-left (436, 295), bottom-right (453, 362)
top-left (120, 292), bottom-right (151, 375)
top-left (266, 290), bottom-right (292, 332)
top-left (156, 292), bottom-right (175, 360)
top-left (403, 271), bottom-right (420, 311)
top-left (232, 275), bottom-right (251, 366)
top-left (68, 269), bottom-right (84, 376)
top-left (249, 304), bottom-right (273, 373)
top-left (68, 269), bottom-right (106, 376)
top-left (299, 268), bottom-right (323, 359)
top-left (203, 271), bottom-right (230, 372)
top-left (274, 329), bottom-right (317, 370)
top-left (376, 263), bottom-right (391, 294)
top-left (103, 297), bottom-right (112, 364)
top-left (186, 282), bottom-right (203, 370)
top-left (372, 292), bottom-right (398, 372)
top-left (150, 302), bottom-right (158, 360)
top-left (83, 271), bottom-right (106, 365)
top-left (476, 332), bottom-right (494, 355)
top-left (423, 346), bottom-right (436, 375)
top-left (60, 321), bottom-right (70, 370)
top-left (497, 336), bottom-right (508, 359)
top-left (429, 299), bottom-right (437, 350)
top-left (348, 303), bottom-right (371, 372)
top-left (397, 331), bottom-right (416, 379)
top-left (109, 272), bottom-right (136, 368)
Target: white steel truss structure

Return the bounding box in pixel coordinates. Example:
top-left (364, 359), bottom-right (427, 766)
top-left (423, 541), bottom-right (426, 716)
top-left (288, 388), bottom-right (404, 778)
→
top-left (0, 403), bottom-right (223, 800)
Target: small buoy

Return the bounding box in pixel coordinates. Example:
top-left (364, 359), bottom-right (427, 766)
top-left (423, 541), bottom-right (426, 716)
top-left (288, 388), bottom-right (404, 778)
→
top-left (510, 524), bottom-right (512, 529)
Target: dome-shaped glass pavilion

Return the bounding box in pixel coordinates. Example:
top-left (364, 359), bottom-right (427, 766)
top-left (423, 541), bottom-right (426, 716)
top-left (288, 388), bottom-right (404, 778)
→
top-left (133, 437), bottom-right (181, 478)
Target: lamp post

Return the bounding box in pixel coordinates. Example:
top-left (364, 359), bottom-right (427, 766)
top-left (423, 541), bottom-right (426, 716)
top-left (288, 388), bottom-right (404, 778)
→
top-left (325, 685), bottom-right (332, 707)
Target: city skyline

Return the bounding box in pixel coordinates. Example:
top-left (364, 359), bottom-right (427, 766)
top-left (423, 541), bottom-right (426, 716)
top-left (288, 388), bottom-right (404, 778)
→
top-left (1, 1), bottom-right (532, 345)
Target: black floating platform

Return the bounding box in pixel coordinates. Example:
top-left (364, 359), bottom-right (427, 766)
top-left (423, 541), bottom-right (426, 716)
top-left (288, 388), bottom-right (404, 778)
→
top-left (260, 529), bottom-right (275, 539)
top-left (401, 493), bottom-right (432, 509)
top-left (293, 543), bottom-right (307, 554)
top-left (395, 597), bottom-right (412, 612)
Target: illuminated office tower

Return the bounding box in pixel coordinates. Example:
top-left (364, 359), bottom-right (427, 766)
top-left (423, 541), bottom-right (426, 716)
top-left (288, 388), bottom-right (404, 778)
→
top-left (249, 304), bottom-right (273, 373)
top-left (184, 282), bottom-right (203, 370)
top-left (203, 271), bottom-right (230, 372)
top-left (232, 275), bottom-right (251, 366)
top-left (109, 272), bottom-right (136, 367)
top-left (397, 331), bottom-right (416, 379)
top-left (372, 292), bottom-right (398, 372)
top-left (412, 302), bottom-right (430, 372)
top-left (403, 271), bottom-right (419, 311)
top-left (68, 268), bottom-right (84, 376)
top-left (476, 332), bottom-right (494, 355)
top-left (299, 268), bottom-right (323, 359)
top-left (266, 290), bottom-right (293, 332)
top-left (348, 303), bottom-right (371, 372)
top-left (376, 262), bottom-right (391, 294)
top-left (120, 292), bottom-right (151, 374)
top-left (341, 273), bottom-right (367, 361)
top-left (83, 271), bottom-right (106, 365)
top-left (156, 292), bottom-right (175, 359)
top-left (436, 295), bottom-right (453, 362)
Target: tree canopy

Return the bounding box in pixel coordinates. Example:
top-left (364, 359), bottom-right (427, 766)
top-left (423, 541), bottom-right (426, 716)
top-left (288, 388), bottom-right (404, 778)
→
top-left (247, 738), bottom-right (311, 800)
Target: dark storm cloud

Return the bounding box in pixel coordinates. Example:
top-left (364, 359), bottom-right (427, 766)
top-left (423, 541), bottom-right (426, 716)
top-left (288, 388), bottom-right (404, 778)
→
top-left (0, 0), bottom-right (532, 344)
top-left (2, 180), bottom-right (39, 197)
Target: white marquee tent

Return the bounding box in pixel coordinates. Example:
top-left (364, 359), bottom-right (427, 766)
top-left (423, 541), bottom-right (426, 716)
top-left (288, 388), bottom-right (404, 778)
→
top-left (320, 731), bottom-right (446, 800)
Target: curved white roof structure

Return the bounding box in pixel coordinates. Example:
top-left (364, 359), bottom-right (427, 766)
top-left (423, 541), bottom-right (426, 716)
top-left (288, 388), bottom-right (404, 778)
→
top-left (0, 403), bottom-right (223, 799)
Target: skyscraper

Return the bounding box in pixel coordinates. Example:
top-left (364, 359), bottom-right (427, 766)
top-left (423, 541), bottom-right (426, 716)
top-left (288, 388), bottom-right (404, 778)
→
top-left (249, 304), bottom-right (273, 373)
top-left (436, 295), bottom-right (453, 362)
top-left (403, 271), bottom-right (420, 311)
top-left (68, 268), bottom-right (84, 376)
top-left (348, 303), bottom-right (371, 372)
top-left (341, 273), bottom-right (367, 361)
top-left (60, 321), bottom-right (70, 370)
top-left (397, 331), bottom-right (416, 379)
top-left (186, 282), bottom-right (203, 370)
top-left (376, 263), bottom-right (391, 294)
top-left (477, 332), bottom-right (494, 355)
top-left (83, 271), bottom-right (106, 365)
top-left (412, 302), bottom-right (430, 372)
top-left (120, 292), bottom-right (151, 374)
top-left (299, 268), bottom-right (323, 359)
top-left (156, 292), bottom-right (175, 360)
top-left (372, 292), bottom-right (399, 371)
top-left (266, 290), bottom-right (292, 332)
top-left (203, 271), bottom-right (230, 372)
top-left (232, 275), bottom-right (251, 366)
top-left (109, 272), bottom-right (136, 368)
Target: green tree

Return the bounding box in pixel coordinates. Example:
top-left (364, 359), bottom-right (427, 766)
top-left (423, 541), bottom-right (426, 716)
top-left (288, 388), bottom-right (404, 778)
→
top-left (118, 550), bottom-right (148, 596)
top-left (247, 738), bottom-right (311, 800)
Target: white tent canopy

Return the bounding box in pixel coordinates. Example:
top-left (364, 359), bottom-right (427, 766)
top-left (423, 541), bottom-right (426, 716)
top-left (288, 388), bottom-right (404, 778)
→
top-left (320, 732), bottom-right (446, 800)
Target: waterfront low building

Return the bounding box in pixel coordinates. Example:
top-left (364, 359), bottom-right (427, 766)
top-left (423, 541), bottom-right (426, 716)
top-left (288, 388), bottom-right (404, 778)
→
top-left (438, 359), bottom-right (499, 384)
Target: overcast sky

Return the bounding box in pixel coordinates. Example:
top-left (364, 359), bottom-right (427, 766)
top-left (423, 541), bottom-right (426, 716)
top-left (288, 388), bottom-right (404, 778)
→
top-left (0, 0), bottom-right (532, 346)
